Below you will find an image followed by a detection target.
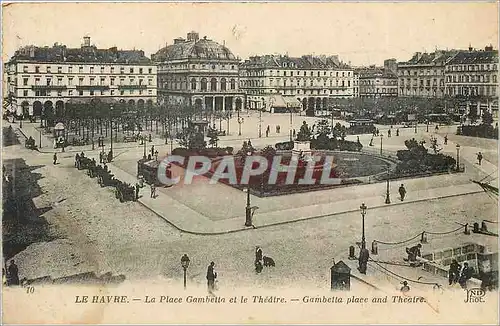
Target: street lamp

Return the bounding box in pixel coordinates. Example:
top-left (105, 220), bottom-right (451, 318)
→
top-left (414, 121), bottom-right (417, 133)
top-left (456, 144), bottom-right (460, 171)
top-left (143, 137), bottom-right (147, 159)
top-left (259, 98), bottom-right (264, 138)
top-left (180, 254), bottom-right (190, 290)
top-left (360, 203), bottom-right (367, 249)
top-left (379, 134), bottom-right (383, 155)
top-left (245, 150), bottom-right (254, 227)
top-left (385, 165), bottom-right (391, 204)
top-left (289, 104), bottom-right (293, 142)
top-left (109, 105), bottom-right (114, 162)
top-left (426, 120), bottom-right (429, 132)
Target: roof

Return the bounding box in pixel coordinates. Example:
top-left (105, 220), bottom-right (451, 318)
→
top-left (399, 50), bottom-right (459, 66)
top-left (330, 260), bottom-right (351, 273)
top-left (241, 54), bottom-right (350, 69)
top-left (448, 50), bottom-right (498, 65)
top-left (153, 37), bottom-right (236, 62)
top-left (10, 44), bottom-right (152, 64)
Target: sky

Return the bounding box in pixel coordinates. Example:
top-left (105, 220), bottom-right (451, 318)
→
top-left (2, 1), bottom-right (499, 66)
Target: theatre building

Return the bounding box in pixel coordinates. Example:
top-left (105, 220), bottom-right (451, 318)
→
top-left (152, 31), bottom-right (245, 113)
top-left (3, 36), bottom-right (157, 118)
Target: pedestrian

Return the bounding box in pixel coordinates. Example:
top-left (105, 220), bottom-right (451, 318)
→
top-left (148, 134), bottom-right (152, 142)
top-left (448, 259), bottom-right (461, 285)
top-left (396, 128), bottom-right (399, 136)
top-left (400, 281), bottom-right (410, 293)
top-left (265, 129), bottom-right (269, 137)
top-left (151, 145), bottom-right (155, 157)
top-left (277, 125), bottom-right (280, 133)
top-left (53, 153), bottom-right (58, 165)
top-left (255, 246), bottom-right (263, 264)
top-left (293, 129), bottom-right (296, 139)
top-left (444, 135), bottom-right (448, 145)
top-left (399, 184), bottom-right (406, 201)
top-left (405, 243), bottom-right (422, 265)
top-left (435, 124), bottom-right (439, 131)
top-left (459, 262), bottom-right (474, 289)
top-left (135, 183), bottom-right (140, 200)
top-left (150, 183), bottom-right (156, 198)
top-left (369, 137), bottom-right (374, 147)
top-left (266, 125), bottom-right (270, 134)
top-left (477, 152), bottom-right (483, 165)
top-left (206, 261), bottom-right (217, 293)
top-left (75, 153), bottom-right (80, 168)
top-left (99, 151), bottom-right (103, 164)
top-left (388, 129), bottom-right (391, 137)
top-left (7, 259), bottom-right (19, 286)
top-left (357, 136), bottom-right (360, 143)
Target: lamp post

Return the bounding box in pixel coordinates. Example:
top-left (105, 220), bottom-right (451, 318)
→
top-left (426, 120), bottom-right (429, 132)
top-left (379, 134), bottom-right (383, 155)
top-left (39, 129), bottom-right (42, 148)
top-left (245, 150), bottom-right (253, 227)
top-left (456, 144), bottom-right (460, 171)
top-left (143, 138), bottom-right (147, 159)
top-left (180, 254), bottom-right (190, 290)
top-left (385, 165), bottom-right (391, 204)
top-left (259, 98), bottom-right (264, 138)
top-left (19, 115), bottom-right (23, 128)
top-left (238, 117), bottom-right (244, 136)
top-left (360, 203), bottom-right (367, 249)
top-left (414, 121), bottom-right (417, 133)
top-left (289, 104), bottom-right (293, 142)
top-left (109, 105), bottom-right (114, 162)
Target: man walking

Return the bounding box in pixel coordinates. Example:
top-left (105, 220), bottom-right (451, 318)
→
top-left (135, 183), bottom-right (140, 200)
top-left (477, 152), bottom-right (483, 165)
top-left (444, 134), bottom-right (448, 145)
top-left (150, 183), bottom-right (156, 198)
top-left (459, 262), bottom-right (474, 289)
top-left (399, 184), bottom-right (406, 201)
top-left (53, 153), bottom-right (58, 165)
top-left (448, 259), bottom-right (461, 285)
top-left (206, 261), bottom-right (217, 294)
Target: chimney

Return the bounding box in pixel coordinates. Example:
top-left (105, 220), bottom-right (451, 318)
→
top-left (83, 36), bottom-right (91, 47)
top-left (468, 43), bottom-right (473, 51)
top-left (485, 44), bottom-right (493, 51)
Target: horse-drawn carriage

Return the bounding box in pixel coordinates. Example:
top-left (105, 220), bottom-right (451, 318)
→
top-left (114, 181), bottom-right (136, 202)
top-left (137, 158), bottom-right (172, 186)
top-left (97, 169), bottom-right (118, 187)
top-left (25, 137), bottom-right (38, 150)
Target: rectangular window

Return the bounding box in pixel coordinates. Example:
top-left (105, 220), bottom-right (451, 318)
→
top-left (68, 67), bottom-right (73, 73)
top-left (139, 68), bottom-right (143, 74)
top-left (90, 90), bottom-right (94, 96)
top-left (57, 90), bottom-right (62, 97)
top-left (79, 66), bottom-right (83, 73)
top-left (148, 79), bottom-right (152, 86)
top-left (100, 66), bottom-right (105, 73)
top-left (57, 78), bottom-right (62, 85)
top-left (120, 67), bottom-right (124, 74)
top-left (100, 77), bottom-right (105, 85)
top-left (139, 90), bottom-right (143, 95)
top-left (35, 78), bottom-right (40, 85)
top-left (46, 66), bottom-right (51, 73)
top-left (79, 90), bottom-right (84, 96)
top-left (149, 68), bottom-right (152, 74)
top-left (130, 68), bottom-right (134, 74)
top-left (46, 78), bottom-right (51, 86)
top-left (130, 90), bottom-right (134, 95)
top-left (58, 66), bottom-right (62, 73)
top-left (79, 77), bottom-right (84, 85)
top-left (100, 90), bottom-right (104, 96)
top-left (120, 90), bottom-right (124, 95)
top-left (23, 78), bottom-right (28, 86)
top-left (35, 90), bottom-right (41, 96)
top-left (111, 67), bottom-right (115, 74)
top-left (23, 66), bottom-right (28, 72)
top-left (35, 66), bottom-right (40, 73)
top-left (110, 90), bottom-right (115, 96)
top-left (90, 78), bottom-right (95, 85)
top-left (69, 90), bottom-right (73, 96)
top-left (68, 77), bottom-right (73, 85)
top-left (23, 90), bottom-right (28, 97)
top-left (90, 67), bottom-right (94, 74)
top-left (120, 79), bottom-right (124, 85)
top-left (148, 90), bottom-right (153, 95)
top-left (111, 78), bottom-right (115, 85)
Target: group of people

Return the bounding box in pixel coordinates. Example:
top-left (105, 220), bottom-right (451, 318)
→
top-left (265, 125), bottom-right (282, 137)
top-left (448, 259), bottom-right (474, 289)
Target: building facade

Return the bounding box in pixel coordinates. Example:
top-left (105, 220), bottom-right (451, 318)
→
top-left (4, 36), bottom-right (157, 117)
top-left (445, 45), bottom-right (498, 116)
top-left (397, 50), bottom-right (458, 98)
top-left (152, 32), bottom-right (245, 113)
top-left (357, 67), bottom-right (398, 98)
top-left (240, 54), bottom-right (354, 115)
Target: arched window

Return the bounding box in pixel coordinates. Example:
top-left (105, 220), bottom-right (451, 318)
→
top-left (191, 78), bottom-right (197, 90)
top-left (220, 78), bottom-right (227, 91)
top-left (493, 75), bottom-right (497, 83)
top-left (211, 78), bottom-right (217, 91)
top-left (230, 79), bottom-right (236, 90)
top-left (201, 78), bottom-right (207, 91)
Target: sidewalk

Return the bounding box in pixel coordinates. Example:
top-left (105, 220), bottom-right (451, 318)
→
top-left (106, 161), bottom-right (484, 235)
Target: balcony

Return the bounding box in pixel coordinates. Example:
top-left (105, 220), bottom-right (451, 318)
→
top-left (76, 85), bottom-right (110, 90)
top-left (32, 85), bottom-right (67, 90)
top-left (118, 84), bottom-right (148, 90)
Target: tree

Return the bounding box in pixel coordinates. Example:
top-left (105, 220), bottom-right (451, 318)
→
top-left (468, 108), bottom-right (479, 124)
top-left (178, 126), bottom-right (206, 150)
top-left (482, 110), bottom-right (494, 126)
top-left (207, 126), bottom-right (219, 148)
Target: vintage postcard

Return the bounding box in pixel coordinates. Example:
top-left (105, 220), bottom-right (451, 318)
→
top-left (1, 1), bottom-right (499, 324)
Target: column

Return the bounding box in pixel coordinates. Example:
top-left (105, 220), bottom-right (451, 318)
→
top-left (222, 96), bottom-right (226, 112)
top-left (212, 96), bottom-right (216, 112)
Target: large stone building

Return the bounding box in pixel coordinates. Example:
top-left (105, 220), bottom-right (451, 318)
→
top-left (240, 54), bottom-right (354, 115)
top-left (356, 64), bottom-right (398, 98)
top-left (4, 36), bottom-right (157, 118)
top-left (397, 50), bottom-right (458, 98)
top-left (152, 32), bottom-right (245, 113)
top-left (445, 45), bottom-right (498, 116)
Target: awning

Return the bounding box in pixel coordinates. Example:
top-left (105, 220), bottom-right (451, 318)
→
top-left (270, 95), bottom-right (302, 110)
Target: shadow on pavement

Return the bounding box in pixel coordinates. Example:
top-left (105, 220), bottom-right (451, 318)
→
top-left (2, 158), bottom-right (57, 260)
top-left (2, 126), bottom-right (21, 147)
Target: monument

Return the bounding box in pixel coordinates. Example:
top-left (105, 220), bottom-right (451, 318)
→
top-left (292, 121), bottom-right (313, 160)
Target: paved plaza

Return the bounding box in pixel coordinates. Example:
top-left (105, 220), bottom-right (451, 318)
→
top-left (4, 112), bottom-right (497, 295)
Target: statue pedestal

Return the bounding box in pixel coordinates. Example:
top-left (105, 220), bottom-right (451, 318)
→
top-left (292, 141), bottom-right (312, 160)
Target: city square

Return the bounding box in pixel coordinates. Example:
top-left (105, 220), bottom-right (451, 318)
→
top-left (1, 2), bottom-right (499, 324)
